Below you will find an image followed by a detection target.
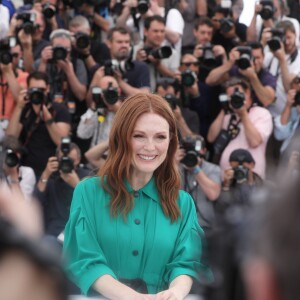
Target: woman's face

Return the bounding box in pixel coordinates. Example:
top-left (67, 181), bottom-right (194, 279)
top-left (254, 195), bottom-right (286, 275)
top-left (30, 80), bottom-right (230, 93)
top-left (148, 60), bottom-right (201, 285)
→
top-left (130, 112), bottom-right (170, 178)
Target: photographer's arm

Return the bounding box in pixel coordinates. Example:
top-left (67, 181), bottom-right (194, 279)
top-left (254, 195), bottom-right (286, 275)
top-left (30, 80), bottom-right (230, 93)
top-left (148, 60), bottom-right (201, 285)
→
top-left (196, 0), bottom-right (207, 16)
top-left (116, 75), bottom-right (150, 96)
top-left (46, 121), bottom-right (70, 146)
top-left (280, 90), bottom-right (295, 125)
top-left (205, 60), bottom-right (231, 86)
top-left (173, 106), bottom-right (193, 139)
top-left (1, 63), bottom-right (20, 101)
top-left (207, 109), bottom-right (225, 143)
top-left (239, 110), bottom-right (263, 148)
top-left (84, 140), bottom-right (109, 169)
top-left (194, 167), bottom-right (221, 201)
top-left (116, 5), bottom-right (133, 27)
top-left (93, 13), bottom-right (110, 32)
top-left (37, 157), bottom-right (58, 192)
top-left (6, 90), bottom-right (27, 138)
top-left (18, 29), bottom-right (34, 73)
top-left (277, 51), bottom-right (295, 93)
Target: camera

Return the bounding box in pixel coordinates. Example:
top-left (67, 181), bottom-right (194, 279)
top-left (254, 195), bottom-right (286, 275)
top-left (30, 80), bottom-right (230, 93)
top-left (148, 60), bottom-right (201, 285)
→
top-left (104, 59), bottom-right (134, 76)
top-left (230, 87), bottom-right (245, 109)
top-left (294, 91), bottom-right (300, 106)
top-left (259, 0), bottom-right (275, 20)
top-left (5, 149), bottom-right (19, 168)
top-left (233, 165), bottom-right (249, 183)
top-left (92, 87), bottom-right (104, 109)
top-left (16, 12), bottom-right (37, 35)
top-left (75, 32), bottom-right (90, 49)
top-left (59, 137), bottom-right (73, 173)
top-left (267, 28), bottom-right (284, 52)
top-left (181, 69), bottom-right (197, 87)
top-left (0, 37), bottom-right (16, 65)
top-left (143, 46), bottom-right (172, 60)
top-left (103, 82), bottom-right (119, 105)
top-left (219, 18), bottom-right (234, 33)
top-left (200, 42), bottom-right (216, 67)
top-left (42, 3), bottom-right (56, 19)
top-left (180, 137), bottom-right (202, 168)
top-left (137, 0), bottom-right (149, 14)
top-left (52, 46), bottom-right (68, 61)
top-left (164, 94), bottom-right (177, 110)
top-left (27, 88), bottom-right (46, 105)
top-left (235, 46), bottom-right (252, 70)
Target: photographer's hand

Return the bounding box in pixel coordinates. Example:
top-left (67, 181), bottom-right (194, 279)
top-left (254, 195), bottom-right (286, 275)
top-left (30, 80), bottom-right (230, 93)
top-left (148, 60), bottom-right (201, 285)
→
top-left (38, 46), bottom-right (53, 73)
top-left (261, 28), bottom-right (272, 47)
top-left (223, 169), bottom-right (234, 191)
top-left (60, 169), bottom-right (80, 188)
top-left (280, 89), bottom-right (296, 125)
top-left (38, 156), bottom-right (59, 192)
top-left (213, 45), bottom-right (227, 63)
top-left (193, 44), bottom-right (204, 59)
top-left (136, 48), bottom-right (148, 62)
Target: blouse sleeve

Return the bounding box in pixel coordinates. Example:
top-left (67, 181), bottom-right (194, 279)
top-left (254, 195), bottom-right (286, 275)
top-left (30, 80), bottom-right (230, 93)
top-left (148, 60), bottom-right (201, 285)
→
top-left (163, 191), bottom-right (213, 284)
top-left (63, 180), bottom-right (117, 295)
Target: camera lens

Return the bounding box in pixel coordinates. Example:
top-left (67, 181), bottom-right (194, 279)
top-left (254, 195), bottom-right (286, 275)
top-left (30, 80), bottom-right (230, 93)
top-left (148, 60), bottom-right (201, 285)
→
top-left (137, 0), bottom-right (149, 14)
top-left (76, 33), bottom-right (90, 49)
top-left (0, 52), bottom-right (12, 65)
top-left (59, 157), bottom-right (74, 173)
top-left (181, 70), bottom-right (196, 87)
top-left (267, 37), bottom-right (281, 52)
top-left (181, 151), bottom-right (198, 168)
top-left (43, 4), bottom-right (55, 19)
top-left (53, 47), bottom-right (68, 61)
top-left (5, 149), bottom-right (19, 168)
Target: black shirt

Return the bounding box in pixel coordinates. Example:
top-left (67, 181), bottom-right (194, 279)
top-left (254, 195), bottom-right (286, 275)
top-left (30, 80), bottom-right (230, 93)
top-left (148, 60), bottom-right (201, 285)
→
top-left (20, 102), bottom-right (71, 177)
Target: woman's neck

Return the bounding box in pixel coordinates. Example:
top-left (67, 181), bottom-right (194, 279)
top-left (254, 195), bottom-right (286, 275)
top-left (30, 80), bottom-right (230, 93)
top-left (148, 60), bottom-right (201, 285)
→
top-left (130, 170), bottom-right (153, 191)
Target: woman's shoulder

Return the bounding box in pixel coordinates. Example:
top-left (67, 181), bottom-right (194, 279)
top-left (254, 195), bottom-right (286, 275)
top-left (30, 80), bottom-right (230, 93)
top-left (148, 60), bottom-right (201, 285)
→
top-left (177, 190), bottom-right (196, 210)
top-left (74, 176), bottom-right (106, 198)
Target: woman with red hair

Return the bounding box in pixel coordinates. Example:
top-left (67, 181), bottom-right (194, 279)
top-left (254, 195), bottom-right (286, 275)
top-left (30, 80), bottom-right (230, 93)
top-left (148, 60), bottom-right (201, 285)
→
top-left (63, 93), bottom-right (209, 299)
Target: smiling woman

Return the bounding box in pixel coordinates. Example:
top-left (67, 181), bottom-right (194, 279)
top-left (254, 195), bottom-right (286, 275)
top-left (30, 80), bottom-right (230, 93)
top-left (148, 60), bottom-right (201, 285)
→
top-left (63, 93), bottom-right (211, 300)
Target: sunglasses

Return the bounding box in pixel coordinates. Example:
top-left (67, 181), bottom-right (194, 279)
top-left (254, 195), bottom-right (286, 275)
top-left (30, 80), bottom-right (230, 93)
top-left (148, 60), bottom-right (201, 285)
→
top-left (11, 53), bottom-right (19, 58)
top-left (181, 62), bottom-right (199, 67)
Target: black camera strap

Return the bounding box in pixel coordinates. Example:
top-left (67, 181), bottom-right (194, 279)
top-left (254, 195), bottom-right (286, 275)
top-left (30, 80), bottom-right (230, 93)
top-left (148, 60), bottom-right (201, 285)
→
top-left (226, 114), bottom-right (241, 139)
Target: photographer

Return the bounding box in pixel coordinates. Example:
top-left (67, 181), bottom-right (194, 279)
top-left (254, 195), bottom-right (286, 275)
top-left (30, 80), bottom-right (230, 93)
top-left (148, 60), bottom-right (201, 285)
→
top-left (0, 40), bottom-right (28, 139)
top-left (8, 9), bottom-right (50, 73)
top-left (134, 15), bottom-right (179, 91)
top-left (34, 139), bottom-right (89, 238)
top-left (206, 42), bottom-right (276, 109)
top-left (1, 135), bottom-right (36, 200)
top-left (262, 20), bottom-right (300, 116)
top-left (207, 77), bottom-right (273, 179)
top-left (77, 75), bottom-right (122, 147)
top-left (155, 77), bottom-right (199, 137)
top-left (105, 26), bottom-right (151, 96)
top-left (211, 4), bottom-right (247, 53)
top-left (68, 15), bottom-right (110, 76)
top-left (274, 75), bottom-right (300, 158)
top-left (6, 71), bottom-right (71, 178)
top-left (177, 134), bottom-right (221, 231)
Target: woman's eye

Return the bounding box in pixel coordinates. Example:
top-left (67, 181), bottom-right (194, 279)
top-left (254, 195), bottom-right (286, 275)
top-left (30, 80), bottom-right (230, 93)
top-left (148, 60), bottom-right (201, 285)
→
top-left (157, 135), bottom-right (167, 140)
top-left (133, 134), bottom-right (144, 139)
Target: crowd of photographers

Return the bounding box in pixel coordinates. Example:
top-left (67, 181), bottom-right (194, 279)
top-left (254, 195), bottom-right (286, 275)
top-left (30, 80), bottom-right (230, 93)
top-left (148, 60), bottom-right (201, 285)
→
top-left (1, 0), bottom-right (300, 299)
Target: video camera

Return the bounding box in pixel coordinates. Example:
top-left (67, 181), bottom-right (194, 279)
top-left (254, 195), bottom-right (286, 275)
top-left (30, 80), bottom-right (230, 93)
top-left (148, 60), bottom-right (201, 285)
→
top-left (42, 3), bottom-right (56, 19)
top-left (267, 28), bottom-right (285, 52)
top-left (16, 12), bottom-right (37, 35)
top-left (75, 32), bottom-right (90, 49)
top-left (27, 88), bottom-right (46, 105)
top-left (235, 46), bottom-right (252, 70)
top-left (180, 137), bottom-right (203, 168)
top-left (143, 45), bottom-right (172, 60)
top-left (259, 0), bottom-right (275, 20)
top-left (59, 137), bottom-right (74, 173)
top-left (0, 36), bottom-right (16, 65)
top-left (219, 88), bottom-right (245, 110)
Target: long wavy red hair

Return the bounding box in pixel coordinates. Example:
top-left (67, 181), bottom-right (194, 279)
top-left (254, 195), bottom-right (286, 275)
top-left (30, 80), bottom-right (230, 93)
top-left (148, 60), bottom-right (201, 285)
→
top-left (98, 93), bottom-right (181, 222)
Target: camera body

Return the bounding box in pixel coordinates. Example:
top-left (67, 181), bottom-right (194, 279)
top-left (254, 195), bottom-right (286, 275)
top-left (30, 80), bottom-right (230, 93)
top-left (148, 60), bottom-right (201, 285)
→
top-left (233, 165), bottom-right (249, 183)
top-left (137, 0), bottom-right (149, 14)
top-left (218, 88), bottom-right (245, 110)
top-left (104, 59), bottom-right (134, 76)
top-left (164, 93), bottom-right (177, 110)
top-left (16, 12), bottom-right (37, 35)
top-left (103, 82), bottom-right (119, 105)
top-left (181, 69), bottom-right (197, 87)
top-left (200, 42), bottom-right (217, 67)
top-left (75, 32), bottom-right (90, 49)
top-left (59, 137), bottom-right (74, 173)
top-left (259, 0), bottom-right (275, 20)
top-left (236, 46), bottom-right (252, 70)
top-left (5, 149), bottom-right (19, 168)
top-left (180, 137), bottom-right (203, 168)
top-left (42, 3), bottom-right (56, 19)
top-left (27, 88), bottom-right (46, 105)
top-left (0, 37), bottom-right (16, 65)
top-left (219, 17), bottom-right (234, 33)
top-left (267, 28), bottom-right (285, 52)
top-left (52, 46), bottom-right (68, 61)
top-left (143, 46), bottom-right (172, 60)
top-left (294, 91), bottom-right (300, 106)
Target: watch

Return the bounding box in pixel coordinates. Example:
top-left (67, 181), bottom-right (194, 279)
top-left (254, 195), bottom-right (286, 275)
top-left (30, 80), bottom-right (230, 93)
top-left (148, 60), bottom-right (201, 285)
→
top-left (191, 165), bottom-right (202, 175)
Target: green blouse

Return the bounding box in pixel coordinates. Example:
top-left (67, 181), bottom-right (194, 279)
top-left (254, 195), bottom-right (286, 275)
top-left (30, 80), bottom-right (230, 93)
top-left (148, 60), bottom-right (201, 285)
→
top-left (63, 176), bottom-right (209, 295)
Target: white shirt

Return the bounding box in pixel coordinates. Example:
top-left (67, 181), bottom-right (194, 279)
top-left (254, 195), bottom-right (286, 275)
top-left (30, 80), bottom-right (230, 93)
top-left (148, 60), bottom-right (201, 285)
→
top-left (0, 5), bottom-right (10, 39)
